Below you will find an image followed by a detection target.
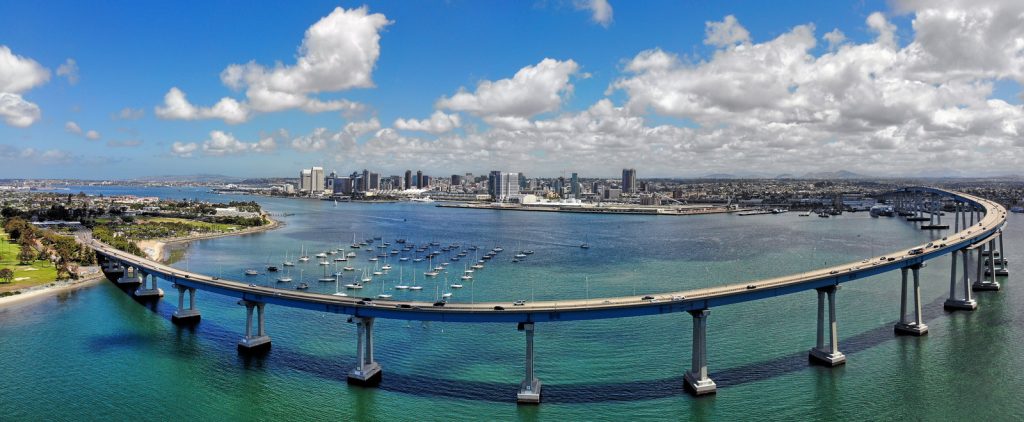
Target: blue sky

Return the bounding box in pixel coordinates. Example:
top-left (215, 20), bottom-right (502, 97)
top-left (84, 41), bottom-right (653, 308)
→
top-left (1, 1), bottom-right (1022, 179)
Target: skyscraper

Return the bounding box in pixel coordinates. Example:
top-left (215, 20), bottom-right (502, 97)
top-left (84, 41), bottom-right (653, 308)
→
top-left (311, 167), bottom-right (324, 193)
top-left (622, 168), bottom-right (637, 194)
top-left (451, 174), bottom-right (462, 186)
top-left (299, 168), bottom-right (312, 193)
top-left (404, 170), bottom-right (412, 190)
top-left (570, 172), bottom-right (580, 197)
top-left (416, 170), bottom-right (423, 188)
top-left (488, 170), bottom-right (501, 199)
top-left (368, 172), bottom-right (380, 191)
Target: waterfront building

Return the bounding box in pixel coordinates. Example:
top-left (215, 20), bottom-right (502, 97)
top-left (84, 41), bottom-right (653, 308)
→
top-left (622, 168), bottom-right (637, 194)
top-left (404, 170), bottom-right (412, 190)
top-left (488, 170), bottom-right (501, 198)
top-left (333, 177), bottom-right (353, 195)
top-left (451, 174), bottom-right (463, 186)
top-left (310, 167), bottom-right (325, 194)
top-left (491, 172), bottom-right (520, 202)
top-left (299, 169), bottom-right (312, 193)
top-left (422, 175), bottom-right (431, 188)
top-left (416, 170), bottom-right (423, 188)
top-left (605, 188), bottom-right (622, 200)
top-left (369, 172), bottom-right (380, 191)
top-left (519, 173), bottom-right (527, 189)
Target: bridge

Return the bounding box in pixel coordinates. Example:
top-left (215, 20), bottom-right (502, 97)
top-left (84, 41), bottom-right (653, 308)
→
top-left (91, 187), bottom-right (1010, 403)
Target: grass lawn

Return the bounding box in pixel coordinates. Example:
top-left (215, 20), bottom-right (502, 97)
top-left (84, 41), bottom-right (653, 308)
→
top-left (139, 217), bottom-right (241, 233)
top-left (0, 231), bottom-right (58, 293)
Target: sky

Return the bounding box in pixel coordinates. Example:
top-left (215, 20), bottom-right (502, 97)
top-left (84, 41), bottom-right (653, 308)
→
top-left (1, 0), bottom-right (1023, 179)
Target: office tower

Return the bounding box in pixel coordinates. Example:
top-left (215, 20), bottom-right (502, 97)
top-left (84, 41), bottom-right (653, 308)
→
top-left (570, 172), bottom-right (580, 197)
top-left (488, 170), bottom-right (501, 199)
top-left (451, 174), bottom-right (462, 186)
top-left (622, 168), bottom-right (637, 194)
top-left (311, 166), bottom-right (325, 193)
top-left (404, 170), bottom-right (412, 190)
top-left (299, 168), bottom-right (312, 193)
top-left (416, 170), bottom-right (423, 188)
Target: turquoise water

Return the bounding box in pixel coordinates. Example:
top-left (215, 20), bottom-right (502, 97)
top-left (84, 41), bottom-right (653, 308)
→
top-left (1, 187), bottom-right (1022, 420)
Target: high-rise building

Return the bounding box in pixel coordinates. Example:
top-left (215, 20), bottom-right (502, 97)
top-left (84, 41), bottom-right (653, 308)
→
top-left (368, 172), bottom-right (380, 191)
top-left (311, 167), bottom-right (324, 193)
top-left (416, 170), bottom-right (423, 188)
top-left (422, 175), bottom-right (431, 187)
top-left (622, 168), bottom-right (637, 194)
top-left (488, 170), bottom-right (501, 199)
top-left (299, 169), bottom-right (312, 193)
top-left (404, 170), bottom-right (412, 190)
top-left (518, 173), bottom-right (527, 189)
top-left (570, 172), bottom-right (580, 197)
top-left (451, 174), bottom-right (462, 186)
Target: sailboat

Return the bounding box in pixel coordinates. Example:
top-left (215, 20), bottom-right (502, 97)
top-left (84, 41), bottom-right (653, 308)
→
top-left (442, 274), bottom-right (453, 298)
top-left (408, 269), bottom-right (423, 291)
top-left (282, 251), bottom-right (295, 267)
top-left (332, 274), bottom-right (347, 296)
top-left (277, 265), bottom-right (293, 283)
top-left (361, 268), bottom-right (372, 283)
top-left (377, 276), bottom-right (393, 299)
top-left (394, 266), bottom-right (410, 290)
top-left (580, 234), bottom-right (590, 249)
top-left (372, 260), bottom-right (383, 276)
top-left (298, 244), bottom-right (310, 262)
top-left (318, 260), bottom-right (335, 282)
top-left (350, 233), bottom-right (360, 249)
top-left (295, 269), bottom-right (309, 290)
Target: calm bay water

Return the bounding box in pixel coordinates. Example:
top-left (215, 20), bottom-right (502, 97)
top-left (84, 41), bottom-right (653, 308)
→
top-left (1, 186), bottom-right (1022, 420)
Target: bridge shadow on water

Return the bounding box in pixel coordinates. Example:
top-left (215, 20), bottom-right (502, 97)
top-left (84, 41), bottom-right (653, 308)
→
top-left (95, 278), bottom-right (962, 404)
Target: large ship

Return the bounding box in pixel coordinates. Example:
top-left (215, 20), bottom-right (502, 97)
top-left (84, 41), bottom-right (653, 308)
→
top-left (869, 204), bottom-right (895, 217)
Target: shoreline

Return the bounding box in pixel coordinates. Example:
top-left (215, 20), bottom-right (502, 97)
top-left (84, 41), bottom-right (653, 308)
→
top-left (0, 214), bottom-right (283, 308)
top-left (435, 202), bottom-right (745, 216)
top-left (0, 271), bottom-right (105, 308)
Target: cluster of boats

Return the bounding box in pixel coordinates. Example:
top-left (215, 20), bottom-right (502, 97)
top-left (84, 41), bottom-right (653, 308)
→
top-left (242, 234), bottom-right (539, 302)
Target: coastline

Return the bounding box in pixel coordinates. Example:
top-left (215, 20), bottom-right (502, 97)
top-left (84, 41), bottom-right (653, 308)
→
top-left (0, 214), bottom-right (282, 309)
top-left (0, 270), bottom-right (105, 308)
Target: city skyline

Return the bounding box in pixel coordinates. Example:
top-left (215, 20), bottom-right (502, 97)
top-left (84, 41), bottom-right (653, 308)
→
top-left (2, 0), bottom-right (1024, 179)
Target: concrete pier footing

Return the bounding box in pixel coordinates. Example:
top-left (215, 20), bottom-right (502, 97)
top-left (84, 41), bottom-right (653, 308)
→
top-left (348, 317), bottom-right (382, 386)
top-left (133, 272), bottom-right (164, 298)
top-left (172, 286), bottom-right (201, 324)
top-left (516, 322), bottom-right (542, 403)
top-left (683, 309), bottom-right (716, 395)
top-left (894, 266), bottom-right (928, 336)
top-left (809, 286), bottom-right (846, 367)
top-left (238, 301), bottom-right (271, 353)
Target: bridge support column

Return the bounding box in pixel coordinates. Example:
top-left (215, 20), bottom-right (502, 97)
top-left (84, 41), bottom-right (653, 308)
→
top-left (117, 265), bottom-right (142, 285)
top-left (237, 301), bottom-right (271, 353)
top-left (348, 317), bottom-right (382, 386)
top-left (683, 309), bottom-right (716, 395)
top-left (997, 232), bottom-right (1009, 275)
top-left (809, 286), bottom-right (845, 366)
top-left (516, 322), bottom-right (542, 403)
top-left (953, 203), bottom-right (960, 232)
top-left (895, 266), bottom-right (928, 336)
top-left (172, 285), bottom-right (200, 324)
top-left (133, 270), bottom-right (164, 298)
top-left (975, 239), bottom-right (1001, 291)
top-left (945, 249), bottom-right (977, 310)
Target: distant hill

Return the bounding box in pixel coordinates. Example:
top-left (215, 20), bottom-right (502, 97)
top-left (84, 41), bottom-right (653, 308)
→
top-left (133, 174), bottom-right (243, 183)
top-left (775, 173), bottom-right (796, 179)
top-left (800, 170), bottom-right (869, 179)
top-left (699, 173), bottom-right (739, 179)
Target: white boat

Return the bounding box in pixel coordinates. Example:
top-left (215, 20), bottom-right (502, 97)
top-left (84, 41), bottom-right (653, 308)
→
top-left (282, 251), bottom-right (295, 267)
top-left (377, 275), bottom-right (392, 299)
top-left (471, 263), bottom-right (484, 269)
top-left (368, 257), bottom-right (378, 262)
top-left (344, 282), bottom-right (364, 290)
top-left (298, 244), bottom-right (310, 262)
top-left (361, 269), bottom-right (372, 283)
top-left (394, 266), bottom-right (409, 290)
top-left (409, 269), bottom-right (423, 290)
top-left (244, 269), bottom-right (259, 276)
top-left (461, 274), bottom-right (472, 281)
top-left (450, 283), bottom-right (463, 288)
top-left (442, 292), bottom-right (452, 298)
top-left (399, 257), bottom-right (409, 262)
top-left (382, 264), bottom-right (392, 271)
top-left (347, 252), bottom-right (357, 258)
top-left (316, 252), bottom-right (328, 258)
top-left (410, 196), bottom-right (435, 203)
top-left (333, 275), bottom-right (348, 296)
top-left (343, 265), bottom-right (355, 271)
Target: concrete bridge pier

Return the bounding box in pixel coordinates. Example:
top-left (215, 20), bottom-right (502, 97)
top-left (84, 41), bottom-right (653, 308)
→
top-left (172, 285), bottom-right (200, 324)
top-left (348, 317), bottom-right (382, 386)
top-left (953, 203), bottom-right (960, 232)
top-left (516, 322), bottom-right (542, 403)
top-left (996, 232), bottom-right (1010, 275)
top-left (809, 286), bottom-right (845, 366)
top-left (895, 266), bottom-right (928, 336)
top-left (117, 265), bottom-right (142, 285)
top-left (945, 249), bottom-right (978, 310)
top-left (237, 300), bottom-right (271, 353)
top-left (683, 309), bottom-right (716, 395)
top-left (133, 270), bottom-right (164, 298)
top-left (975, 239), bottom-right (1001, 291)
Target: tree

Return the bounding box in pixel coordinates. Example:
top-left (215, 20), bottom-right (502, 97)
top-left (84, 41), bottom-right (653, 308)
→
top-left (18, 243), bottom-right (34, 264)
top-left (0, 268), bottom-right (13, 284)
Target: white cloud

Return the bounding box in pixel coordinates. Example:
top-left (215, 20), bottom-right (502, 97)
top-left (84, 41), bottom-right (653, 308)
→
top-left (154, 87), bottom-right (249, 124)
top-left (344, 118), bottom-right (381, 137)
top-left (394, 111), bottom-right (461, 134)
top-left (866, 12), bottom-right (897, 48)
top-left (56, 58), bottom-right (79, 85)
top-left (704, 15), bottom-right (750, 47)
top-left (823, 29), bottom-right (846, 51)
top-left (170, 142), bottom-right (198, 158)
top-left (575, 0), bottom-right (613, 28)
top-left (115, 107), bottom-right (144, 120)
top-left (437, 58), bottom-right (581, 118)
top-left (195, 130), bottom-right (277, 156)
top-left (0, 45), bottom-right (50, 127)
top-left (85, 130), bottom-right (100, 140)
top-left (159, 6), bottom-right (387, 123)
top-left (64, 121), bottom-right (82, 134)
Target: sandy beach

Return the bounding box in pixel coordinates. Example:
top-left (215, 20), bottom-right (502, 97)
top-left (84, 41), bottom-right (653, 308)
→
top-left (0, 215), bottom-right (281, 309)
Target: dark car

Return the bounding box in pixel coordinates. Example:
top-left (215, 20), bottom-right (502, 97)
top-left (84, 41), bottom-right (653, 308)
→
top-left (493, 305), bottom-right (505, 311)
top-left (642, 295), bottom-right (655, 300)
top-left (433, 301), bottom-right (446, 307)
